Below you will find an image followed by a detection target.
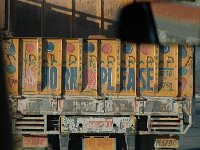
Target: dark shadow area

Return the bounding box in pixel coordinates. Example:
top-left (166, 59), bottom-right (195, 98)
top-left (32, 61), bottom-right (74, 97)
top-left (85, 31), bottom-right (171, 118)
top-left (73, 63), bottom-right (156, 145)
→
top-left (117, 2), bottom-right (159, 43)
top-left (135, 135), bottom-right (155, 150)
top-left (82, 40), bottom-right (89, 91)
top-left (14, 0), bottom-right (42, 36)
top-left (196, 109), bottom-right (200, 115)
top-left (12, 0), bottom-right (117, 37)
top-left (48, 135), bottom-right (60, 150)
top-left (43, 1), bottom-right (71, 37)
top-left (158, 45), bottom-right (164, 92)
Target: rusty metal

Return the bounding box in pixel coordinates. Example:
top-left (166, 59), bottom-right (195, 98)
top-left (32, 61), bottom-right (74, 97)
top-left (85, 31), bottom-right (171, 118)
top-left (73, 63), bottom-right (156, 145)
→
top-left (1, 38), bottom-right (194, 149)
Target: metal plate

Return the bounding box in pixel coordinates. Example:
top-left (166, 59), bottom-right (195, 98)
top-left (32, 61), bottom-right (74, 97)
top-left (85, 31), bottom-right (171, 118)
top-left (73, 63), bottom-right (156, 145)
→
top-left (60, 116), bottom-right (134, 133)
top-left (83, 138), bottom-right (116, 150)
top-left (154, 138), bottom-right (179, 149)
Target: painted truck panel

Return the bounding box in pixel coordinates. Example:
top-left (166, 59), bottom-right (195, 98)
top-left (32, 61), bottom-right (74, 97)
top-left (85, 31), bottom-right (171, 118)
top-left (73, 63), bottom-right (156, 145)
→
top-left (2, 38), bottom-right (19, 95)
top-left (2, 38), bottom-right (193, 97)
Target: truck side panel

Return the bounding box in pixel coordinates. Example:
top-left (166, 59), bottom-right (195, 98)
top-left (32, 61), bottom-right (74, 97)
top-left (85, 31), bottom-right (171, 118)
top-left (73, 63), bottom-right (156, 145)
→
top-left (2, 38), bottom-right (193, 97)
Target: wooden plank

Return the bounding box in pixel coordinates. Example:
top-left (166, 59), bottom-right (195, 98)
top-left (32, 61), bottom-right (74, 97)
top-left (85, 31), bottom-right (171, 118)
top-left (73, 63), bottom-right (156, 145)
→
top-left (3, 38), bottom-right (19, 95)
top-left (21, 38), bottom-right (39, 94)
top-left (15, 121), bottom-right (44, 125)
top-left (178, 45), bottom-right (194, 96)
top-left (42, 38), bottom-right (62, 95)
top-left (151, 118), bottom-right (179, 121)
top-left (151, 127), bottom-right (180, 130)
top-left (81, 39), bottom-right (98, 96)
top-left (151, 122), bottom-right (180, 125)
top-left (16, 126), bottom-right (44, 130)
top-left (17, 117), bottom-right (44, 120)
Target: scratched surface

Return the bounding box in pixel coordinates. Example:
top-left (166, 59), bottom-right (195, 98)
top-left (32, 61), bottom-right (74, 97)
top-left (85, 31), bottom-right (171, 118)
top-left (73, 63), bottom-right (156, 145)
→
top-left (16, 96), bottom-right (181, 114)
top-left (83, 138), bottom-right (116, 150)
top-left (42, 39), bottom-right (62, 94)
top-left (2, 38), bottom-right (194, 97)
top-left (23, 135), bottom-right (48, 148)
top-left (21, 39), bottom-right (39, 93)
top-left (61, 116), bottom-right (132, 133)
top-left (2, 39), bottom-right (19, 95)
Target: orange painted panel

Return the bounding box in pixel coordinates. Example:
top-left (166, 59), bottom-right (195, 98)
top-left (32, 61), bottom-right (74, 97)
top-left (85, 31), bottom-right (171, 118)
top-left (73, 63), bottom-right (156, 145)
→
top-left (23, 135), bottom-right (48, 148)
top-left (3, 38), bottom-right (19, 95)
top-left (83, 138), bottom-right (116, 150)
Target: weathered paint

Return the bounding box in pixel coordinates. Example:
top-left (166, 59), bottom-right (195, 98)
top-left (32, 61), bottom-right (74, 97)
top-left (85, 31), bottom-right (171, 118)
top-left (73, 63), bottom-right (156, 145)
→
top-left (42, 39), bottom-right (62, 94)
top-left (61, 116), bottom-right (133, 133)
top-left (23, 135), bottom-right (48, 148)
top-left (2, 38), bottom-right (193, 97)
top-left (22, 39), bottom-right (39, 93)
top-left (2, 39), bottom-right (19, 95)
top-left (83, 138), bottom-right (116, 150)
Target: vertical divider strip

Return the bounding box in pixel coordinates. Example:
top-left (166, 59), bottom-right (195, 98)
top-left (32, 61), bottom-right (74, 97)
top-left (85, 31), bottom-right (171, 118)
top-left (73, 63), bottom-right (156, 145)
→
top-left (116, 39), bottom-right (121, 94)
top-left (97, 39), bottom-right (101, 96)
top-left (154, 44), bottom-right (159, 95)
top-left (57, 39), bottom-right (62, 96)
top-left (136, 44), bottom-right (140, 97)
top-left (134, 43), bottom-right (137, 96)
top-left (78, 38), bottom-right (83, 94)
top-left (174, 44), bottom-right (179, 97)
top-left (37, 38), bottom-right (42, 93)
top-left (21, 38), bottom-right (25, 94)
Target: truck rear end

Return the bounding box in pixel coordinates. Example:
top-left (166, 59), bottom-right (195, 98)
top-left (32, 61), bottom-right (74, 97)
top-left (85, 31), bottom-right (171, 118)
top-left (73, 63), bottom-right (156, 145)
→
top-left (1, 38), bottom-right (194, 150)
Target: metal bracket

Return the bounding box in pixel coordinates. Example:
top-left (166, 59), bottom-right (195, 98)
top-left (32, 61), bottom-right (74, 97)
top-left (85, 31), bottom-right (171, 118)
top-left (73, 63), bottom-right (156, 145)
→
top-left (125, 134), bottom-right (136, 150)
top-left (59, 134), bottom-right (69, 150)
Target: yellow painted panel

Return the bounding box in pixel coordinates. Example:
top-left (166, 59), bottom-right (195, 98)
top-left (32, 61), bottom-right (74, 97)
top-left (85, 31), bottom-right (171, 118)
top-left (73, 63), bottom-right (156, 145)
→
top-left (3, 38), bottom-right (19, 95)
top-left (119, 42), bottom-right (137, 96)
top-left (42, 39), bottom-right (62, 95)
top-left (2, 38), bottom-right (194, 97)
top-left (81, 39), bottom-right (98, 96)
top-left (157, 44), bottom-right (179, 96)
top-left (139, 44), bottom-right (157, 96)
top-left (21, 39), bottom-right (39, 93)
top-left (100, 40), bottom-right (118, 96)
top-left (178, 45), bottom-right (193, 96)
top-left (62, 39), bottom-right (81, 96)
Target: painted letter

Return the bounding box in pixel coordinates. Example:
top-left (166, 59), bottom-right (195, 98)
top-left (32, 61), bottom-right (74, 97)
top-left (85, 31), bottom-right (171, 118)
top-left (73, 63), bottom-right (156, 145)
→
top-left (107, 68), bottom-right (114, 90)
top-left (147, 68), bottom-right (153, 91)
top-left (120, 68), bottom-right (127, 90)
top-left (127, 68), bottom-right (135, 90)
top-left (139, 68), bottom-right (146, 91)
top-left (50, 66), bottom-right (57, 89)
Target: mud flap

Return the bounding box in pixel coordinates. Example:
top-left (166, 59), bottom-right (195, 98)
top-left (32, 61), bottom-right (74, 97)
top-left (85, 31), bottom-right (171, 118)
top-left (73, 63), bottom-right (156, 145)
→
top-left (59, 134), bottom-right (69, 150)
top-left (125, 134), bottom-right (136, 150)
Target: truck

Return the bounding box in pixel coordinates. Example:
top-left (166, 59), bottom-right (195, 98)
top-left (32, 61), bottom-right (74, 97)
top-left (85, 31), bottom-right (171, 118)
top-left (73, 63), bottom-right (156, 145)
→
top-left (0, 0), bottom-right (198, 150)
top-left (1, 37), bottom-right (194, 150)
